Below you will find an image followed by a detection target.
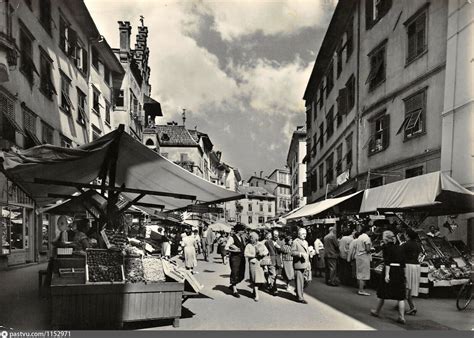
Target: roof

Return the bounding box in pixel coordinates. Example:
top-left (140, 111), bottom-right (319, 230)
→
top-left (155, 125), bottom-right (199, 147)
top-left (286, 128), bottom-right (307, 164)
top-left (303, 0), bottom-right (356, 102)
top-left (248, 176), bottom-right (291, 188)
top-left (238, 185), bottom-right (276, 199)
top-left (187, 129), bottom-right (214, 151)
top-left (144, 95), bottom-right (163, 117)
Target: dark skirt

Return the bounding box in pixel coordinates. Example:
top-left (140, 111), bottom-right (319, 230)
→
top-left (377, 265), bottom-right (406, 301)
top-left (229, 253), bottom-right (246, 285)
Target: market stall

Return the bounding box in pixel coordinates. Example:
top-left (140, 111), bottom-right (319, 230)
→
top-left (0, 126), bottom-right (241, 329)
top-left (359, 171), bottom-right (474, 293)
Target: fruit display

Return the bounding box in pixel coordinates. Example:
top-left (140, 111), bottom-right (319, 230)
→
top-left (125, 257), bottom-right (145, 283)
top-left (103, 229), bottom-right (129, 248)
top-left (142, 256), bottom-right (166, 283)
top-left (125, 246), bottom-right (143, 257)
top-left (86, 249), bottom-right (124, 284)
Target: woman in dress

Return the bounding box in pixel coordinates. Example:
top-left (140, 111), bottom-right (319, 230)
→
top-left (280, 236), bottom-right (295, 291)
top-left (370, 231), bottom-right (406, 324)
top-left (217, 233), bottom-right (229, 264)
top-left (244, 231), bottom-right (268, 301)
top-left (182, 229), bottom-right (198, 274)
top-left (401, 228), bottom-right (422, 315)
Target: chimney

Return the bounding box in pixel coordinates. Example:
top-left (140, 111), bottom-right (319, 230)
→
top-left (118, 21), bottom-right (132, 53)
top-left (260, 171), bottom-right (263, 178)
top-left (182, 109), bottom-right (186, 127)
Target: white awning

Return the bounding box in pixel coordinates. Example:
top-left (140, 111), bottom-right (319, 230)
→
top-left (0, 128), bottom-right (244, 211)
top-left (285, 191), bottom-right (363, 221)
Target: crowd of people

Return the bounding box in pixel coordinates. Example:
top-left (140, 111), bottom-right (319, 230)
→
top-left (161, 218), bottom-right (424, 324)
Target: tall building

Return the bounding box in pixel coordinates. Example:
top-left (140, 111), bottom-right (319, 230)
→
top-left (286, 126), bottom-right (307, 209)
top-left (0, 0), bottom-right (126, 267)
top-left (112, 20), bottom-right (162, 141)
top-left (248, 169), bottom-right (291, 217)
top-left (303, 0), bottom-right (473, 246)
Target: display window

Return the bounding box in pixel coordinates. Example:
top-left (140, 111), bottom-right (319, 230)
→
top-left (1, 207), bottom-right (11, 255)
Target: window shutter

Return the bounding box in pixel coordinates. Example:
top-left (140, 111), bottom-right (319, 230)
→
top-left (416, 14), bottom-right (425, 54)
top-left (382, 114), bottom-right (390, 149)
top-left (366, 0), bottom-right (374, 29)
top-left (68, 29), bottom-right (77, 57)
top-left (82, 49), bottom-right (88, 73)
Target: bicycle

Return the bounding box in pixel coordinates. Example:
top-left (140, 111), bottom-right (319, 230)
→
top-left (456, 278), bottom-right (472, 311)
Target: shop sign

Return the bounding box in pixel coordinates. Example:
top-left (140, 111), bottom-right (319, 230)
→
top-left (336, 170), bottom-right (350, 186)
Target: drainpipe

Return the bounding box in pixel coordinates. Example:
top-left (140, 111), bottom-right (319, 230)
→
top-left (355, 0), bottom-right (361, 179)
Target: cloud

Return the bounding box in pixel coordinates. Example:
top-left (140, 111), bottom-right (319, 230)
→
top-left (197, 0), bottom-right (336, 41)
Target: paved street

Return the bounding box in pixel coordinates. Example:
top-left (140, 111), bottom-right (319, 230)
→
top-left (0, 256), bottom-right (472, 331)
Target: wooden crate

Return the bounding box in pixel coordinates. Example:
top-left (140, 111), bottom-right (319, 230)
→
top-left (51, 279), bottom-right (184, 329)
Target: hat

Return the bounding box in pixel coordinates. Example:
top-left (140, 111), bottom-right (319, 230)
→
top-left (233, 223), bottom-right (245, 232)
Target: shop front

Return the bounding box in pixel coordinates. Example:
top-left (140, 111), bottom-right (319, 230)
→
top-left (0, 172), bottom-right (38, 268)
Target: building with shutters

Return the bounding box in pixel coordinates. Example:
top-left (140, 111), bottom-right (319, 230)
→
top-left (248, 169), bottom-right (291, 217)
top-left (286, 126), bottom-right (307, 210)
top-left (303, 0), bottom-right (474, 249)
top-left (303, 0), bottom-right (448, 202)
top-left (235, 184), bottom-right (276, 227)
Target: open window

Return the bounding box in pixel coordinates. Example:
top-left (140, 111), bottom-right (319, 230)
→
top-left (77, 89), bottom-right (87, 126)
top-left (366, 113), bottom-right (390, 155)
top-left (397, 89), bottom-right (426, 139)
top-left (39, 48), bottom-right (56, 100)
top-left (366, 40), bottom-right (386, 91)
top-left (22, 108), bottom-right (41, 147)
top-left (405, 5), bottom-right (428, 64)
top-left (366, 0), bottom-right (392, 30)
top-left (60, 72), bottom-right (73, 114)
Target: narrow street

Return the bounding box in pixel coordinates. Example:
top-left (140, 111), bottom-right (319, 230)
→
top-left (0, 254), bottom-right (472, 331)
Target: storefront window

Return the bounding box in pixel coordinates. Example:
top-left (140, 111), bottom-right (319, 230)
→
top-left (1, 207), bottom-right (11, 255)
top-left (10, 206), bottom-right (25, 250)
top-left (42, 214), bottom-right (49, 252)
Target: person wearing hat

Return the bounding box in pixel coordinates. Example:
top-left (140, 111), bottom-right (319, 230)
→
top-left (370, 230), bottom-right (406, 324)
top-left (291, 227), bottom-right (312, 304)
top-left (264, 230), bottom-right (279, 296)
top-left (323, 226), bottom-right (340, 286)
top-left (225, 223), bottom-right (247, 297)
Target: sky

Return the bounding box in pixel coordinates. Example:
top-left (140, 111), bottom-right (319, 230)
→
top-left (84, 0), bottom-right (337, 179)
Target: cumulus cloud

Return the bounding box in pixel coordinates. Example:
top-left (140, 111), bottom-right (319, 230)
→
top-left (198, 0), bottom-right (336, 41)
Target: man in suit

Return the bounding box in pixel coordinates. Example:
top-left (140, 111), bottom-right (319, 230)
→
top-left (291, 227), bottom-right (312, 304)
top-left (324, 226), bottom-right (340, 286)
top-left (201, 225), bottom-right (215, 261)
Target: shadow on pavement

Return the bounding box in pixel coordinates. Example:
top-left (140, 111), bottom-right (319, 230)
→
top-left (123, 306), bottom-right (196, 330)
top-left (212, 284), bottom-right (233, 296)
top-left (219, 274), bottom-right (230, 278)
top-left (202, 269), bottom-right (215, 273)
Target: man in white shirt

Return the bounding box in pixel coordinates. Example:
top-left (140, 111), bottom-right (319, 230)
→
top-left (338, 229), bottom-right (355, 285)
top-left (355, 225), bottom-right (372, 296)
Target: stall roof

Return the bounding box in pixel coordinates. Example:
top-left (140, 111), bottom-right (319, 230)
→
top-left (285, 191), bottom-right (363, 221)
top-left (0, 128), bottom-right (244, 210)
top-left (359, 171), bottom-right (474, 215)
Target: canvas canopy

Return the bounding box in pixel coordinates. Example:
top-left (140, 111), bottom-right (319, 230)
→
top-left (208, 221), bottom-right (232, 233)
top-left (359, 171), bottom-right (474, 215)
top-left (0, 128), bottom-right (244, 211)
top-left (284, 191), bottom-right (363, 221)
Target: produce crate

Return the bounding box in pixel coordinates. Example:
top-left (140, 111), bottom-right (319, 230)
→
top-left (85, 249), bottom-right (125, 284)
top-left (51, 279), bottom-right (184, 329)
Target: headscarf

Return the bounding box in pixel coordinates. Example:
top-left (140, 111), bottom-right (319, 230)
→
top-left (249, 231), bottom-right (259, 242)
top-left (382, 230), bottom-right (396, 243)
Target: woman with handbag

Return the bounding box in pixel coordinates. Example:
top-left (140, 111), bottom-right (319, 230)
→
top-left (244, 232), bottom-right (268, 301)
top-left (280, 236), bottom-right (295, 291)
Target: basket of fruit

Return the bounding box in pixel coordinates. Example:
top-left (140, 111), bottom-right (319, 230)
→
top-left (85, 249), bottom-right (125, 284)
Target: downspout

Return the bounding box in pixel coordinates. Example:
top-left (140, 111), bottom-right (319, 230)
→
top-left (355, 0), bottom-right (361, 179)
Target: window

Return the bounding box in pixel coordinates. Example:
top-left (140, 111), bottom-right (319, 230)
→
top-left (260, 203), bottom-right (263, 212)
top-left (268, 204), bottom-right (272, 212)
top-left (405, 166), bottom-right (423, 178)
top-left (326, 107), bottom-right (334, 140)
top-left (92, 47), bottom-right (100, 70)
top-left (41, 122), bottom-right (54, 144)
top-left (366, 0), bottom-right (392, 30)
top-left (336, 90), bottom-right (346, 126)
top-left (39, 0), bottom-right (52, 35)
top-left (311, 170), bottom-right (317, 192)
top-left (326, 154), bottom-right (334, 183)
top-left (75, 42), bottom-right (88, 74)
top-left (23, 108), bottom-right (40, 148)
top-left (248, 216), bottom-right (253, 224)
top-left (59, 16), bottom-right (69, 54)
top-left (312, 133), bottom-right (317, 158)
top-left (104, 66), bottom-right (111, 86)
top-left (366, 41), bottom-right (386, 91)
top-left (92, 88), bottom-right (100, 115)
top-left (60, 135), bottom-right (72, 148)
top-left (346, 75), bottom-right (355, 112)
top-left (248, 202), bottom-right (252, 212)
top-left (319, 163), bottom-right (324, 188)
top-left (39, 49), bottom-right (56, 100)
top-left (398, 89), bottom-right (426, 139)
top-left (258, 216), bottom-right (265, 224)
top-left (0, 92), bottom-right (18, 143)
top-left (319, 123), bottom-right (324, 149)
top-left (6, 4), bottom-right (13, 38)
top-left (346, 19), bottom-right (353, 61)
top-left (77, 89), bottom-right (87, 126)
top-left (337, 43), bottom-right (343, 78)
top-left (115, 89), bottom-right (124, 107)
top-left (326, 63), bottom-right (334, 98)
top-left (336, 144), bottom-right (343, 175)
top-left (105, 101), bottom-right (111, 125)
top-left (60, 73), bottom-right (73, 114)
top-left (319, 85), bottom-right (324, 109)
top-left (405, 9), bottom-right (427, 63)
top-left (306, 104), bottom-right (312, 130)
top-left (345, 134), bottom-right (353, 168)
top-left (368, 114), bottom-right (390, 155)
top-left (19, 27), bottom-right (37, 85)
top-left (370, 176), bottom-right (384, 187)
top-left (92, 125), bottom-right (101, 141)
